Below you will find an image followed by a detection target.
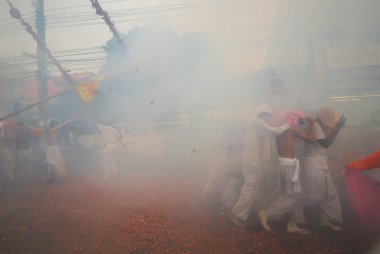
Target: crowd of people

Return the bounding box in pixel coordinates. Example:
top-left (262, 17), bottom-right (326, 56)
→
top-left (0, 103), bottom-right (378, 237)
top-left (202, 104), bottom-right (355, 234)
top-left (0, 118), bottom-right (123, 189)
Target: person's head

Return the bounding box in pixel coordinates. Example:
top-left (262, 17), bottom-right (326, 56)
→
top-left (256, 104), bottom-right (272, 121)
top-left (298, 118), bottom-right (306, 126)
top-left (286, 110), bottom-right (307, 127)
top-left (316, 107), bottom-right (339, 134)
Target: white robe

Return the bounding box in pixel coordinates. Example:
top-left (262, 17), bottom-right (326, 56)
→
top-left (231, 116), bottom-right (289, 221)
top-left (303, 122), bottom-right (343, 224)
top-left (201, 144), bottom-right (229, 206)
top-left (97, 125), bottom-right (120, 178)
top-left (46, 145), bottom-right (67, 180)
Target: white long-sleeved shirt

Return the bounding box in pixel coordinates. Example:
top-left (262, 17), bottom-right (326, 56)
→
top-left (241, 116), bottom-right (289, 166)
top-left (97, 125), bottom-right (120, 145)
top-left (303, 122), bottom-right (328, 169)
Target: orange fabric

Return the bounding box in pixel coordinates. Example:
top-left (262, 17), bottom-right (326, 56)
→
top-left (75, 76), bottom-right (102, 103)
top-left (347, 149), bottom-right (380, 171)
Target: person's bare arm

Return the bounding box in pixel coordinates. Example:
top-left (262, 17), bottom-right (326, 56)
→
top-left (15, 123), bottom-right (43, 138)
top-left (257, 118), bottom-right (290, 135)
top-left (51, 117), bottom-right (77, 132)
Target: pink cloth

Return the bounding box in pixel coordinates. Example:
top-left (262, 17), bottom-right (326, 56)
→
top-left (286, 110), bottom-right (306, 127)
top-left (344, 170), bottom-right (380, 234)
top-left (268, 108), bottom-right (306, 127)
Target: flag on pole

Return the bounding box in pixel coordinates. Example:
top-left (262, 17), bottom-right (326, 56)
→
top-left (75, 75), bottom-right (103, 103)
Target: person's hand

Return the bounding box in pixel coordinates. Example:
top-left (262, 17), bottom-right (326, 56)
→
top-left (305, 116), bottom-right (314, 123)
top-left (336, 114), bottom-right (346, 129)
top-left (341, 168), bottom-right (350, 175)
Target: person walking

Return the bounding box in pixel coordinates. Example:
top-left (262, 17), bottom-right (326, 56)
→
top-left (229, 104), bottom-right (290, 228)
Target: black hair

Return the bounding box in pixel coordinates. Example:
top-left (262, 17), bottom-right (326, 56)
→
top-left (298, 118), bottom-right (306, 126)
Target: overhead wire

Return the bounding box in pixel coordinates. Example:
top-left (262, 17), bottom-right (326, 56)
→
top-left (1, 0), bottom-right (379, 74)
top-left (0, 0), bottom-right (372, 47)
top-left (0, 46), bottom-right (107, 75)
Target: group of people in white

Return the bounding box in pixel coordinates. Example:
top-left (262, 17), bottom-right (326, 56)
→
top-left (0, 118), bottom-right (122, 187)
top-left (202, 104), bottom-right (346, 234)
top-left (1, 103), bottom-right (347, 235)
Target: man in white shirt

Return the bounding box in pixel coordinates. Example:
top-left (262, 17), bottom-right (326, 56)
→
top-left (258, 112), bottom-right (315, 234)
top-left (303, 107), bottom-right (346, 231)
top-left (229, 104), bottom-right (290, 228)
top-left (97, 123), bottom-right (122, 178)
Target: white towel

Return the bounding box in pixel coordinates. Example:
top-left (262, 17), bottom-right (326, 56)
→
top-left (278, 157), bottom-right (301, 193)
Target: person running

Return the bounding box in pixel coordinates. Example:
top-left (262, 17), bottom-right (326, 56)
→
top-left (14, 122), bottom-right (43, 182)
top-left (259, 111), bottom-right (315, 234)
top-left (97, 122), bottom-right (122, 178)
top-left (303, 107), bottom-right (346, 231)
top-left (229, 104), bottom-right (290, 228)
top-left (45, 118), bottom-right (74, 183)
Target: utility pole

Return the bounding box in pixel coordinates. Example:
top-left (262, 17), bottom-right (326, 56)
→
top-left (35, 0), bottom-right (48, 121)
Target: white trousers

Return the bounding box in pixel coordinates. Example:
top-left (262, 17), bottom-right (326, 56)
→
top-left (103, 144), bottom-right (117, 178)
top-left (266, 157), bottom-right (305, 224)
top-left (304, 158), bottom-right (342, 224)
top-left (231, 163), bottom-right (260, 221)
top-left (220, 174), bottom-right (243, 209)
top-left (46, 146), bottom-right (67, 181)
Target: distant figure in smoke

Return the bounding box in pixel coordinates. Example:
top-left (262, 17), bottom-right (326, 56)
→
top-left (303, 107), bottom-right (346, 231)
top-left (46, 119), bottom-right (74, 183)
top-left (97, 122), bottom-right (122, 178)
top-left (258, 111), bottom-right (315, 234)
top-left (218, 131), bottom-right (244, 214)
top-left (200, 127), bottom-right (236, 208)
top-left (229, 104), bottom-right (290, 229)
top-left (0, 120), bottom-right (16, 188)
top-left (14, 122), bottom-right (43, 182)
top-left (200, 126), bottom-right (243, 212)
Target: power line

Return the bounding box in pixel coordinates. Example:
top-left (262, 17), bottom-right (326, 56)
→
top-left (2, 0), bottom-right (379, 61)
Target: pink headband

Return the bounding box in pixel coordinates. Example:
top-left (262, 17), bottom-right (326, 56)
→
top-left (287, 110), bottom-right (306, 127)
